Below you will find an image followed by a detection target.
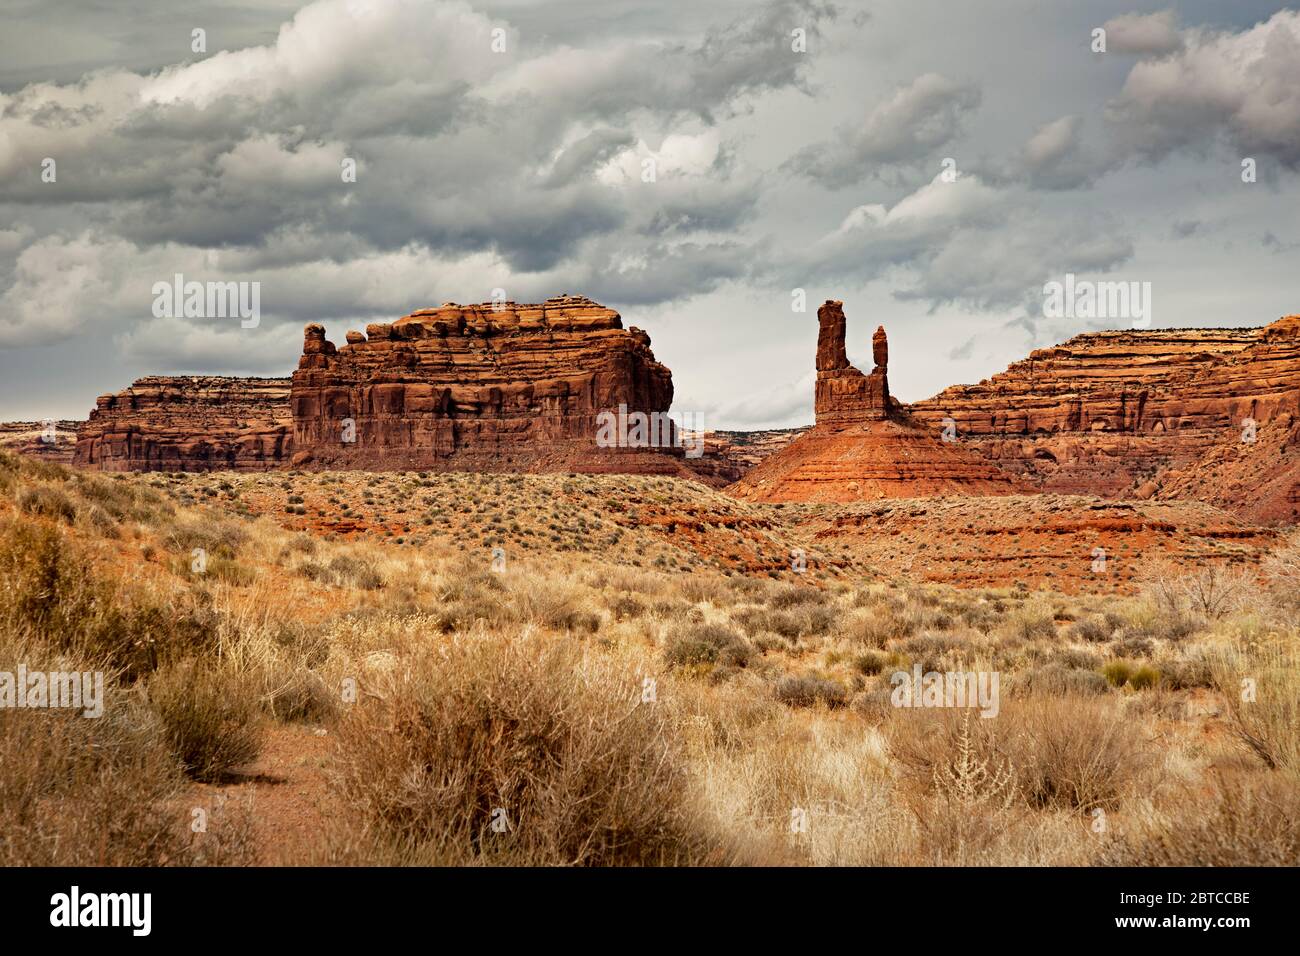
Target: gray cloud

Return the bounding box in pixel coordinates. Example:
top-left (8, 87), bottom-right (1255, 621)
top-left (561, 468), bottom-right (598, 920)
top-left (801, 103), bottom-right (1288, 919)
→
top-left (1103, 10), bottom-right (1184, 55)
top-left (786, 72), bottom-right (981, 187)
top-left (1105, 10), bottom-right (1300, 168)
top-left (1, 0), bottom-right (1298, 428)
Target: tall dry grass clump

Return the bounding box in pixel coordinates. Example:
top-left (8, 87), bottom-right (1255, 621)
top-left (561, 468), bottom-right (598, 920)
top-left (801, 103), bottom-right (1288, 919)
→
top-left (889, 696), bottom-right (1154, 813)
top-left (145, 658), bottom-right (265, 782)
top-left (328, 628), bottom-right (726, 865)
top-left (1099, 774), bottom-right (1300, 866)
top-left (0, 631), bottom-right (256, 865)
top-left (1210, 635), bottom-right (1300, 777)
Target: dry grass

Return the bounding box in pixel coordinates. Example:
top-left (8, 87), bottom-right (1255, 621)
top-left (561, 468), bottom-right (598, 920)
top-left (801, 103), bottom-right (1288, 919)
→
top-left (0, 450), bottom-right (1296, 866)
top-left (145, 658), bottom-right (264, 782)
top-left (327, 629), bottom-right (729, 865)
top-left (0, 630), bottom-right (256, 866)
top-left (1211, 636), bottom-right (1300, 776)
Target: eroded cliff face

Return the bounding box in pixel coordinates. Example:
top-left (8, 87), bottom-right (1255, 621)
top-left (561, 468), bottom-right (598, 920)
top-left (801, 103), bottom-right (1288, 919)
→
top-left (73, 377), bottom-right (292, 472)
top-left (906, 316), bottom-right (1300, 522)
top-left (288, 294), bottom-right (697, 476)
top-left (0, 421), bottom-right (78, 465)
top-left (814, 300), bottom-right (893, 424)
top-left (71, 295), bottom-right (706, 478)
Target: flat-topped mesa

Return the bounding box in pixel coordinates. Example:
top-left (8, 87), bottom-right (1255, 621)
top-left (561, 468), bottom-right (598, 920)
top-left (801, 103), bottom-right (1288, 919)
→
top-left (905, 316), bottom-right (1300, 522)
top-left (74, 376), bottom-right (292, 472)
top-left (290, 295), bottom-right (701, 476)
top-left (814, 301), bottom-right (892, 425)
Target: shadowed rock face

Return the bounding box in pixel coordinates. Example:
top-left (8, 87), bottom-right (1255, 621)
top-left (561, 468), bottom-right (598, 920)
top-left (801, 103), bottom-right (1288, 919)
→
top-left (906, 315), bottom-right (1300, 523)
top-left (289, 294), bottom-right (695, 475)
top-left (73, 377), bottom-right (292, 472)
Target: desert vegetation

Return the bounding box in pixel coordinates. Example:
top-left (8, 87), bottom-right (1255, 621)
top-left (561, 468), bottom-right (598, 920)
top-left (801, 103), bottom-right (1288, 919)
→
top-left (1, 450), bottom-right (1297, 866)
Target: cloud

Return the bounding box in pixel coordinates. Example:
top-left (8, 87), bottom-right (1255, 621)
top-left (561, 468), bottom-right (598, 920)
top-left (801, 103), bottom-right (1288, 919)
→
top-left (1017, 115), bottom-right (1110, 190)
top-left (786, 73), bottom-right (981, 187)
top-left (1105, 10), bottom-right (1300, 168)
top-left (1103, 10), bottom-right (1183, 56)
top-left (0, 0), bottom-right (829, 354)
top-left (794, 172), bottom-right (1133, 314)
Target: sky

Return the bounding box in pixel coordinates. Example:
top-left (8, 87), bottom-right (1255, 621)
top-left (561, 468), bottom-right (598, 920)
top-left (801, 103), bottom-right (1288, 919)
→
top-left (1, 0), bottom-right (1298, 428)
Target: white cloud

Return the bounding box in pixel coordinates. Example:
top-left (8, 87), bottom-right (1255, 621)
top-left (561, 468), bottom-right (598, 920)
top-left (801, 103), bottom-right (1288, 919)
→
top-left (1107, 10), bottom-right (1300, 167)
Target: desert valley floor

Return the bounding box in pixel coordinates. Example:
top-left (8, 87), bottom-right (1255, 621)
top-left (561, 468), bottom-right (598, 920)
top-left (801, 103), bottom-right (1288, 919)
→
top-left (2, 453), bottom-right (1297, 866)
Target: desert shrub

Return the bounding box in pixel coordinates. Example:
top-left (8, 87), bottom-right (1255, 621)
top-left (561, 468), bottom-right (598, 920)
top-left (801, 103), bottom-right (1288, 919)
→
top-left (1006, 697), bottom-right (1153, 811)
top-left (664, 623), bottom-right (752, 670)
top-left (0, 634), bottom-right (255, 865)
top-left (784, 601), bottom-right (840, 637)
top-left (852, 648), bottom-right (900, 675)
top-left (72, 472), bottom-right (170, 524)
top-left (956, 601), bottom-right (1000, 635)
top-left (907, 713), bottom-right (1027, 866)
top-left (1003, 598), bottom-right (1056, 641)
top-left (1261, 533), bottom-right (1300, 613)
top-left (1099, 774), bottom-right (1300, 866)
top-left (1142, 563), bottom-right (1252, 621)
top-left (899, 633), bottom-right (967, 672)
top-left (508, 579), bottom-right (602, 633)
top-left (767, 583), bottom-right (828, 608)
top-left (1159, 647), bottom-right (1216, 690)
top-left (606, 593), bottom-right (646, 620)
top-left (1068, 616), bottom-right (1114, 644)
top-left (263, 666), bottom-right (338, 723)
top-left (75, 502), bottom-right (119, 537)
top-left (0, 515), bottom-right (217, 679)
top-left (1211, 638), bottom-right (1300, 775)
top-left (851, 685), bottom-right (895, 722)
top-left (837, 605), bottom-right (915, 647)
top-left (731, 604), bottom-right (801, 640)
top-left (678, 576), bottom-right (729, 606)
top-left (16, 484), bottom-right (76, 522)
top-left (164, 517), bottom-right (246, 561)
top-left (328, 554), bottom-right (385, 590)
top-left (1051, 646), bottom-right (1102, 670)
top-left (890, 696), bottom-right (1152, 812)
top-left (774, 674), bottom-right (848, 709)
top-left (1102, 659), bottom-right (1160, 690)
top-left (147, 659), bottom-right (264, 782)
top-left (328, 631), bottom-right (721, 865)
top-left (1016, 664), bottom-right (1110, 696)
top-left (1112, 635), bottom-right (1154, 659)
top-left (1102, 660), bottom-right (1164, 691)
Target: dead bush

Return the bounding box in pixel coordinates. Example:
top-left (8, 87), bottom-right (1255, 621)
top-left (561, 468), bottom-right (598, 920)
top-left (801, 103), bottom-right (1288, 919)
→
top-left (146, 658), bottom-right (264, 782)
top-left (328, 631), bottom-right (723, 865)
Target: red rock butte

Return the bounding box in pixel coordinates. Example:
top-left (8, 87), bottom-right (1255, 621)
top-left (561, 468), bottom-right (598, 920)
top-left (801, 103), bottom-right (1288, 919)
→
top-left (74, 295), bottom-right (707, 480)
top-left (730, 301), bottom-right (1024, 502)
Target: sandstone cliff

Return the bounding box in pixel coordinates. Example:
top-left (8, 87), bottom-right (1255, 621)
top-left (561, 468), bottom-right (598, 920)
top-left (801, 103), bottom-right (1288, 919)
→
top-left (907, 316), bottom-right (1300, 522)
top-left (74, 377), bottom-right (292, 472)
top-left (0, 420), bottom-right (79, 465)
top-left (731, 301), bottom-right (1024, 502)
top-left (289, 294), bottom-right (703, 478)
